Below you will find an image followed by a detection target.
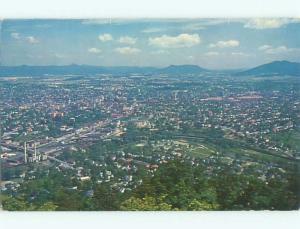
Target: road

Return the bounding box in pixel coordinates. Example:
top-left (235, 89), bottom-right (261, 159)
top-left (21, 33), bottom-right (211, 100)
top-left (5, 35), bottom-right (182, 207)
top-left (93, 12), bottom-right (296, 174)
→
top-left (1, 118), bottom-right (122, 169)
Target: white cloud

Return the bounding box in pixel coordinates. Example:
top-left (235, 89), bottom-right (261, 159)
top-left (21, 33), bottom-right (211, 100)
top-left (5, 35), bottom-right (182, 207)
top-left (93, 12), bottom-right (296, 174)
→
top-left (209, 40), bottom-right (239, 48)
top-left (83, 19), bottom-right (167, 26)
top-left (264, 46), bottom-right (290, 54)
top-left (204, 51), bottom-right (219, 56)
top-left (11, 33), bottom-right (39, 44)
top-left (142, 23), bottom-right (205, 34)
top-left (114, 47), bottom-right (141, 55)
top-left (199, 19), bottom-right (233, 26)
top-left (26, 36), bottom-right (39, 44)
top-left (140, 19), bottom-right (239, 34)
top-left (231, 52), bottom-right (251, 57)
top-left (258, 45), bottom-right (272, 51)
top-left (88, 48), bottom-right (102, 54)
top-left (11, 32), bottom-right (20, 39)
top-left (244, 18), bottom-right (300, 29)
top-left (258, 45), bottom-right (300, 54)
top-left (149, 33), bottom-right (201, 48)
top-left (182, 23), bottom-right (206, 31)
top-left (141, 27), bottom-right (164, 33)
top-left (204, 51), bottom-right (251, 57)
top-left (98, 33), bottom-right (113, 42)
top-left (119, 36), bottom-right (137, 45)
top-left (82, 19), bottom-right (112, 25)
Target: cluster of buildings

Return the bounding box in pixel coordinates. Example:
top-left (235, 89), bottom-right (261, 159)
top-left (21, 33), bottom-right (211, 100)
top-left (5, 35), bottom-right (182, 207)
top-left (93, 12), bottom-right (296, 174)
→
top-left (0, 73), bottom-right (299, 195)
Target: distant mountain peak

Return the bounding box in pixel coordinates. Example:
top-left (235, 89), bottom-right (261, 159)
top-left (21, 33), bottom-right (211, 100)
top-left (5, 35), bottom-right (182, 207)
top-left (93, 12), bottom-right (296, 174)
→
top-left (166, 64), bottom-right (205, 69)
top-left (238, 60), bottom-right (300, 76)
top-left (158, 64), bottom-right (208, 74)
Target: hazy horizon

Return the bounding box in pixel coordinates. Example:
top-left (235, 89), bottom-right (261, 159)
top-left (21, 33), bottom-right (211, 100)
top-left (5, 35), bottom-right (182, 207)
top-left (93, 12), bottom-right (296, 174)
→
top-left (0, 60), bottom-right (297, 72)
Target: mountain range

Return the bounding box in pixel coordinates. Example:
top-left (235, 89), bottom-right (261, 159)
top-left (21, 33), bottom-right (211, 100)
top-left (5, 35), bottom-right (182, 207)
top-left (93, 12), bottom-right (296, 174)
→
top-left (0, 61), bottom-right (299, 77)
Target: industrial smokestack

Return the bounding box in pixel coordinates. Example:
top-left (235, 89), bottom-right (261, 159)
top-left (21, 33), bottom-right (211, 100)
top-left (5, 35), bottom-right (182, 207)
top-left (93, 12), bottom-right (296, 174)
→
top-left (34, 143), bottom-right (37, 162)
top-left (24, 142), bottom-right (27, 163)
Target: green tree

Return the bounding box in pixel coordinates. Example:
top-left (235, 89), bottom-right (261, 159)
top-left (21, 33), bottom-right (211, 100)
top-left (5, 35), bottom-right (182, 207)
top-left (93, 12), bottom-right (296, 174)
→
top-left (187, 199), bottom-right (220, 210)
top-left (37, 202), bottom-right (58, 211)
top-left (92, 184), bottom-right (121, 210)
top-left (2, 196), bottom-right (35, 211)
top-left (120, 196), bottom-right (173, 211)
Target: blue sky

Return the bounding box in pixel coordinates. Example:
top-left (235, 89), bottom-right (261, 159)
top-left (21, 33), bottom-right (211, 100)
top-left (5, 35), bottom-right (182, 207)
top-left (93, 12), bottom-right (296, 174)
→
top-left (1, 18), bottom-right (300, 69)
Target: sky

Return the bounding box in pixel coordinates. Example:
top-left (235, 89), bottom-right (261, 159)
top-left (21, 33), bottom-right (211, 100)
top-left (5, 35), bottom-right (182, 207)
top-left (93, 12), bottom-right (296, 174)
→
top-left (0, 18), bottom-right (300, 69)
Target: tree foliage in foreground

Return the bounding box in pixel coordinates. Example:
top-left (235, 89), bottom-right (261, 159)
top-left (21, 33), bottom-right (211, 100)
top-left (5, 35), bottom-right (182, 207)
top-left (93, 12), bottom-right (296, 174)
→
top-left (121, 160), bottom-right (299, 210)
top-left (2, 160), bottom-right (299, 211)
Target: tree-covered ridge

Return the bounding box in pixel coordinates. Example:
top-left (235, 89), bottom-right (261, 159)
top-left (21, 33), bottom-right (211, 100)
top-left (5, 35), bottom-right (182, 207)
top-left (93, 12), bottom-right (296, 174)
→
top-left (123, 160), bottom-right (299, 210)
top-left (2, 160), bottom-right (298, 211)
